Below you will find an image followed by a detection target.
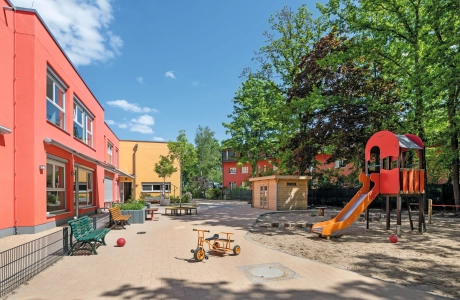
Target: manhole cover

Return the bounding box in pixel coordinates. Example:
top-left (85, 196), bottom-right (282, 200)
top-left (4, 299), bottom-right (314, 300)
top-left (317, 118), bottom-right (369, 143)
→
top-left (249, 267), bottom-right (284, 278)
top-left (237, 262), bottom-right (301, 283)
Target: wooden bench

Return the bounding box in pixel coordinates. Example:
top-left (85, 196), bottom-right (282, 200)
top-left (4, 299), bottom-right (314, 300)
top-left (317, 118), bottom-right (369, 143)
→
top-left (145, 197), bottom-right (161, 205)
top-left (165, 206), bottom-right (197, 216)
top-left (68, 216), bottom-right (110, 255)
top-left (109, 206), bottom-right (131, 229)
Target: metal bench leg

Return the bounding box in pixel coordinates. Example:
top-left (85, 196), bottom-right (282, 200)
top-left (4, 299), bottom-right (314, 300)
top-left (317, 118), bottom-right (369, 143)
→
top-left (101, 236), bottom-right (107, 246)
top-left (90, 242), bottom-right (98, 255)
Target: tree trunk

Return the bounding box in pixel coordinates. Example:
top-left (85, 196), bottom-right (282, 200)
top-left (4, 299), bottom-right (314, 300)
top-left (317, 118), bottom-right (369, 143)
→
top-left (451, 135), bottom-right (459, 211)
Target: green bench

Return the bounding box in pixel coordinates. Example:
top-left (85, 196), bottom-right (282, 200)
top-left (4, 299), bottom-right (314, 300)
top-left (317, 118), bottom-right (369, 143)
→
top-left (68, 216), bottom-right (110, 255)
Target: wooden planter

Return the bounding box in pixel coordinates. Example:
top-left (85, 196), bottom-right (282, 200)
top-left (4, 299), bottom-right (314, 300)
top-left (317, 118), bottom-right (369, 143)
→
top-left (120, 207), bottom-right (146, 224)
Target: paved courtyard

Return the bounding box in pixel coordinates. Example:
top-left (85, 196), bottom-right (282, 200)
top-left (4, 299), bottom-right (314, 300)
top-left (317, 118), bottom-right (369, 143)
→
top-left (5, 201), bottom-right (445, 300)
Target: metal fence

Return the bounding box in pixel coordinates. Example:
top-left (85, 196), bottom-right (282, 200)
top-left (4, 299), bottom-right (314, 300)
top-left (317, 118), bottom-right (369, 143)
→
top-left (307, 184), bottom-right (456, 209)
top-left (92, 213), bottom-right (111, 230)
top-left (222, 190), bottom-right (252, 201)
top-left (0, 229), bottom-right (68, 297)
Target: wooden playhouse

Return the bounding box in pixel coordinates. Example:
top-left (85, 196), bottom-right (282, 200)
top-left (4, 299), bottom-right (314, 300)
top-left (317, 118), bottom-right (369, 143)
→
top-left (249, 176), bottom-right (312, 210)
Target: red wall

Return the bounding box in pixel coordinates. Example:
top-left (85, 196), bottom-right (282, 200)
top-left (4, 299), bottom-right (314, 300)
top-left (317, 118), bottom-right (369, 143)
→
top-left (0, 3), bottom-right (120, 234)
top-left (0, 1), bottom-right (15, 233)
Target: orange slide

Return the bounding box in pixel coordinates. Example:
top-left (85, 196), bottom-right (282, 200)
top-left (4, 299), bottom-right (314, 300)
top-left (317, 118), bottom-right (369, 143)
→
top-left (312, 173), bottom-right (380, 238)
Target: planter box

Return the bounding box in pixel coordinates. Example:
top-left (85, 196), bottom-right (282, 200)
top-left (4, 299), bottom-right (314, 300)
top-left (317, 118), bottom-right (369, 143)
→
top-left (121, 207), bottom-right (146, 224)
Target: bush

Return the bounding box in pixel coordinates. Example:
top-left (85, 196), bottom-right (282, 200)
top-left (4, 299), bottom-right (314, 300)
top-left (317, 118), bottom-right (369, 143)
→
top-left (116, 200), bottom-right (145, 210)
top-left (205, 188), bottom-right (221, 200)
top-left (138, 192), bottom-right (151, 200)
top-left (182, 192), bottom-right (192, 203)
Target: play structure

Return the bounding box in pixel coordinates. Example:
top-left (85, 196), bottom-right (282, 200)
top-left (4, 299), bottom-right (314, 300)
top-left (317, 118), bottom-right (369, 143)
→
top-left (312, 130), bottom-right (426, 239)
top-left (191, 229), bottom-right (241, 261)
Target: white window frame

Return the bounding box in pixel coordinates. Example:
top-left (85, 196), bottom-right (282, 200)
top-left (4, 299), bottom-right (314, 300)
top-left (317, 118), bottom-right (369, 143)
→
top-left (229, 167), bottom-right (236, 174)
top-left (46, 159), bottom-right (67, 212)
top-left (230, 182), bottom-right (236, 190)
top-left (335, 160), bottom-right (345, 168)
top-left (46, 71), bottom-right (66, 129)
top-left (141, 182), bottom-right (171, 193)
top-left (115, 148), bottom-right (119, 167)
top-left (107, 142), bottom-right (113, 165)
top-left (241, 166), bottom-right (248, 174)
top-left (73, 97), bottom-right (94, 147)
top-left (74, 166), bottom-right (94, 208)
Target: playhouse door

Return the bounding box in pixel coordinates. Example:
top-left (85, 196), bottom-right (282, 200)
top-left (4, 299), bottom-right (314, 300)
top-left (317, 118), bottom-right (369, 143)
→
top-left (263, 186), bottom-right (268, 208)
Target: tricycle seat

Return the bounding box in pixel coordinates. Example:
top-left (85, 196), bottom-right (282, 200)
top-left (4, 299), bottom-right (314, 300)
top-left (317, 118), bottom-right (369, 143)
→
top-left (205, 234), bottom-right (219, 241)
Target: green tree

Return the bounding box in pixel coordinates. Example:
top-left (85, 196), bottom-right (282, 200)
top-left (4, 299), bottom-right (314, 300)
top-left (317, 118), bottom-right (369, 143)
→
top-left (168, 130), bottom-right (197, 204)
top-left (154, 155), bottom-right (177, 199)
top-left (194, 126), bottom-right (222, 184)
top-left (223, 78), bottom-right (284, 177)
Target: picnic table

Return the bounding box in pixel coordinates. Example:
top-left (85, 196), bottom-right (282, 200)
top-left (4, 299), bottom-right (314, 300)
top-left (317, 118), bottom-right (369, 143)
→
top-left (145, 207), bottom-right (159, 220)
top-left (164, 206), bottom-right (197, 216)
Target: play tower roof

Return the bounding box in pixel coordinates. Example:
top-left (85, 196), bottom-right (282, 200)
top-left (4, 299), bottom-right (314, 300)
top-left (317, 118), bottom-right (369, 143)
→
top-left (365, 131), bottom-right (424, 161)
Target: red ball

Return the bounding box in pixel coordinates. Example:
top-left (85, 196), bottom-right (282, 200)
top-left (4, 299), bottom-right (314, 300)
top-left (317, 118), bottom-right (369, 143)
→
top-left (117, 238), bottom-right (126, 247)
top-left (389, 234), bottom-right (399, 243)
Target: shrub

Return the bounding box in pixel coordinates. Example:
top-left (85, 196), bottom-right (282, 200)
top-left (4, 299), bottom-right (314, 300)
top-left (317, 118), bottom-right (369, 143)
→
top-left (205, 188), bottom-right (221, 200)
top-left (116, 200), bottom-right (145, 210)
top-left (182, 192), bottom-right (192, 203)
top-left (138, 192), bottom-right (151, 200)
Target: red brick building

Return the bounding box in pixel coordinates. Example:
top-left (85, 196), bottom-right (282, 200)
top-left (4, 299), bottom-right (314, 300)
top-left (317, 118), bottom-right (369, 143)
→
top-left (221, 149), bottom-right (354, 189)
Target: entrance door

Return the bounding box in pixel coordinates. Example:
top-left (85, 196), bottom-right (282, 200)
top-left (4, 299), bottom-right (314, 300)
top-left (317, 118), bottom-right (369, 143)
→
top-left (263, 186), bottom-right (268, 208)
top-left (120, 182), bottom-right (132, 202)
top-left (260, 185), bottom-right (268, 209)
top-left (104, 177), bottom-right (113, 203)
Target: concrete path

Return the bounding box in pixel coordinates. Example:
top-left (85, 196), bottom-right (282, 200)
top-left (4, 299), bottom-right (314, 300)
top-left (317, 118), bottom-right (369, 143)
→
top-left (6, 201), bottom-right (445, 300)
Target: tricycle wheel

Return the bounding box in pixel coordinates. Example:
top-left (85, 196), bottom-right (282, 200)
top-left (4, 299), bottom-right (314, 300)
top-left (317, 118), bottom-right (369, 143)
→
top-left (194, 247), bottom-right (205, 261)
top-left (233, 245), bottom-right (241, 255)
top-left (213, 242), bottom-right (220, 250)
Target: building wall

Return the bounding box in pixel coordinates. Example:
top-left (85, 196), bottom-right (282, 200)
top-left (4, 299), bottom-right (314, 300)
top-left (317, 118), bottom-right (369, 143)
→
top-left (119, 141), bottom-right (181, 199)
top-left (222, 160), bottom-right (274, 189)
top-left (0, 1), bottom-right (15, 236)
top-left (277, 179), bottom-right (308, 211)
top-left (0, 3), bottom-right (120, 236)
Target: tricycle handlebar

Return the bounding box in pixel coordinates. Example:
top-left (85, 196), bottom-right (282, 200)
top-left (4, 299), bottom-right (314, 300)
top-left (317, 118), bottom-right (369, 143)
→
top-left (193, 229), bottom-right (210, 232)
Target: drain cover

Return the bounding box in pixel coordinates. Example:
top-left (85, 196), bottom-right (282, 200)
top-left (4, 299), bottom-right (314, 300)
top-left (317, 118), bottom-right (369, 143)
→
top-left (238, 262), bottom-right (301, 283)
top-left (137, 232), bottom-right (146, 234)
top-left (249, 267), bottom-right (284, 278)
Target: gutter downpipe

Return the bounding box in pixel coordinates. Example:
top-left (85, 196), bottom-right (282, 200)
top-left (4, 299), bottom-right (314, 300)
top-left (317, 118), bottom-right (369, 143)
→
top-left (133, 144), bottom-right (138, 199)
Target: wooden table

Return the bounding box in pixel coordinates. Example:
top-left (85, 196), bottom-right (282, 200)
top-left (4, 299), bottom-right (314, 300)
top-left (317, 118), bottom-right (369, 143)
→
top-left (145, 208), bottom-right (159, 220)
top-left (165, 206), bottom-right (197, 216)
top-left (317, 207), bottom-right (327, 216)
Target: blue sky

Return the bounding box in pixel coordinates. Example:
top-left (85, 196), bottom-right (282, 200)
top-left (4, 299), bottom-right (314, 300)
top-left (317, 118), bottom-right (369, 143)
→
top-left (14, 0), bottom-right (324, 144)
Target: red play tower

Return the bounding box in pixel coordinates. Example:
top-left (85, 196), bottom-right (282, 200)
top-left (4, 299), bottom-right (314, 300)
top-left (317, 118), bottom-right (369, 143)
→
top-left (365, 130), bottom-right (426, 233)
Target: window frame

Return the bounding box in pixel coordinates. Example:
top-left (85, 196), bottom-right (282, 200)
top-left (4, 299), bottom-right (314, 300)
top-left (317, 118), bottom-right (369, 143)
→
top-left (46, 71), bottom-right (67, 130)
top-left (74, 166), bottom-right (94, 208)
top-left (107, 142), bottom-right (113, 165)
top-left (230, 182), bottom-right (236, 190)
top-left (141, 182), bottom-right (171, 193)
top-left (73, 97), bottom-right (94, 147)
top-left (241, 166), bottom-right (248, 174)
top-left (229, 167), bottom-right (236, 174)
top-left (46, 159), bottom-right (67, 213)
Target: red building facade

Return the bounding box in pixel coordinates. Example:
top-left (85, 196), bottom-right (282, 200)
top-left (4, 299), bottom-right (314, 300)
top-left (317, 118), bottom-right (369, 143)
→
top-left (0, 0), bottom-right (131, 237)
top-left (221, 149), bottom-right (354, 189)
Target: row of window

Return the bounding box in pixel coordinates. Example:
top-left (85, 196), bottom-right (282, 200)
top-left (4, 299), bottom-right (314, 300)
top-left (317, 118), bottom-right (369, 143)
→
top-left (46, 68), bottom-right (118, 167)
top-left (141, 183), bottom-right (171, 193)
top-left (228, 165), bottom-right (278, 174)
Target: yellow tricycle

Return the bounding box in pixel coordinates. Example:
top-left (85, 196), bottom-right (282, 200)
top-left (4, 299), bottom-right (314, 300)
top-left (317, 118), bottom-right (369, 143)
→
top-left (190, 229), bottom-right (241, 261)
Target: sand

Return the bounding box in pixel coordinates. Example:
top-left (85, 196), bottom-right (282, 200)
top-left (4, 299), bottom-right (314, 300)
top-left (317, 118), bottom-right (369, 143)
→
top-left (247, 210), bottom-right (460, 299)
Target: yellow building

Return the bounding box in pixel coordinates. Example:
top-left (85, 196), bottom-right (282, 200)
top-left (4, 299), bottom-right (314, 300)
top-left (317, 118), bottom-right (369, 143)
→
top-left (118, 140), bottom-right (181, 200)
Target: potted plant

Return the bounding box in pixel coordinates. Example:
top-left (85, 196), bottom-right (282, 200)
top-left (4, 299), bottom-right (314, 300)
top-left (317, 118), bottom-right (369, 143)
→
top-left (116, 200), bottom-right (147, 224)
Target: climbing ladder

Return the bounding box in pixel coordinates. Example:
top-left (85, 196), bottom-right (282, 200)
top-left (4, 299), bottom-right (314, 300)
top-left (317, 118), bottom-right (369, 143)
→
top-left (407, 201), bottom-right (426, 232)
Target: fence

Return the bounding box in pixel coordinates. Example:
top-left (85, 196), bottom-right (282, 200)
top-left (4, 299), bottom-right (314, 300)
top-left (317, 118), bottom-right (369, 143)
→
top-left (222, 190), bottom-right (252, 201)
top-left (0, 229), bottom-right (68, 297)
top-left (307, 184), bottom-right (456, 209)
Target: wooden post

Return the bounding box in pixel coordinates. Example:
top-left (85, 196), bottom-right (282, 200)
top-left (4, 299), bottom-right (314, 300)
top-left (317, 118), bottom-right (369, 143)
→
top-left (386, 196), bottom-right (390, 230)
top-left (418, 194), bottom-right (423, 233)
top-left (397, 195), bottom-right (402, 226)
top-left (366, 207), bottom-right (370, 229)
top-left (428, 199), bottom-right (432, 224)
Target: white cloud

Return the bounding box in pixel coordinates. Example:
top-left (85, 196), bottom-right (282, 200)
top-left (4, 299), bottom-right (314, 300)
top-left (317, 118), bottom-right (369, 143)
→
top-left (107, 100), bottom-right (157, 113)
top-left (192, 81), bottom-right (200, 86)
top-left (105, 119), bottom-right (116, 125)
top-left (13, 0), bottom-right (123, 66)
top-left (153, 137), bottom-right (164, 141)
top-left (165, 71), bottom-right (176, 79)
top-left (136, 77), bottom-right (144, 84)
top-left (131, 115), bottom-right (154, 126)
top-left (130, 124), bottom-right (153, 134)
top-left (118, 123), bottom-right (128, 129)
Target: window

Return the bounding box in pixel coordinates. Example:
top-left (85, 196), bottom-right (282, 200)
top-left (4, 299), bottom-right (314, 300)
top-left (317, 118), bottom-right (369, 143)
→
top-left (141, 182), bottom-right (170, 193)
top-left (287, 182), bottom-right (297, 187)
top-left (115, 149), bottom-right (119, 167)
top-left (73, 167), bottom-right (93, 207)
top-left (273, 165), bottom-right (278, 171)
top-left (241, 166), bottom-right (248, 174)
top-left (230, 182), bottom-right (236, 190)
top-left (260, 185), bottom-right (267, 206)
top-left (229, 167), bottom-right (236, 174)
top-left (46, 72), bottom-right (66, 129)
top-left (107, 143), bottom-right (113, 164)
top-left (335, 160), bottom-right (346, 168)
top-left (263, 165), bottom-right (267, 172)
top-left (46, 159), bottom-right (66, 213)
top-left (73, 98), bottom-right (94, 147)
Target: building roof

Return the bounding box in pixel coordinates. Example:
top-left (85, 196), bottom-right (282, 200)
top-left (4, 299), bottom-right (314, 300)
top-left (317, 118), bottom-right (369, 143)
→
top-left (249, 175), bottom-right (312, 182)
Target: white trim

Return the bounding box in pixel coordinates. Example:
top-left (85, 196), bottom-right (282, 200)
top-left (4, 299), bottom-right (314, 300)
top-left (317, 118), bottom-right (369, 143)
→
top-left (46, 154), bottom-right (68, 163)
top-left (47, 66), bottom-right (68, 90)
top-left (73, 96), bottom-right (94, 119)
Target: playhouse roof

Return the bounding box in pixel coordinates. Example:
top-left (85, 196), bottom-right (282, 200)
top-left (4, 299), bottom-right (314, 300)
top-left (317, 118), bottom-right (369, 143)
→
top-left (249, 175), bottom-right (312, 182)
top-left (395, 135), bottom-right (423, 150)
